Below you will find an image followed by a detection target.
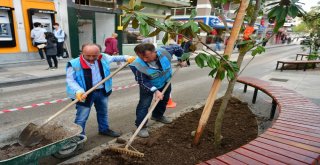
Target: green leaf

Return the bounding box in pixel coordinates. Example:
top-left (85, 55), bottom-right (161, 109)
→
top-left (165, 15), bottom-right (172, 20)
top-left (195, 53), bottom-right (207, 68)
top-left (129, 0), bottom-right (135, 9)
top-left (207, 56), bottom-right (218, 68)
top-left (226, 69), bottom-right (234, 80)
top-left (268, 6), bottom-right (281, 18)
top-left (162, 32), bottom-right (168, 45)
top-left (218, 70), bottom-right (225, 80)
top-left (190, 9), bottom-right (197, 19)
top-left (148, 28), bottom-right (161, 37)
top-left (132, 18), bottom-right (139, 29)
top-left (191, 22), bottom-right (200, 33)
top-left (136, 15), bottom-right (146, 25)
top-left (251, 45), bottom-right (266, 56)
top-left (139, 23), bottom-right (150, 36)
top-left (198, 22), bottom-right (212, 33)
top-left (180, 22), bottom-right (192, 30)
top-left (122, 15), bottom-right (132, 25)
top-left (208, 68), bottom-right (217, 77)
top-left (134, 5), bottom-right (144, 11)
top-left (288, 5), bottom-right (299, 18)
top-left (181, 53), bottom-right (191, 61)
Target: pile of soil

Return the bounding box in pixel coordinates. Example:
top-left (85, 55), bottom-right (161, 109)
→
top-left (0, 124), bottom-right (69, 160)
top-left (78, 97), bottom-right (258, 165)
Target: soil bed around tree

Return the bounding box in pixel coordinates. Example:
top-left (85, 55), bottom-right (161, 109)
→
top-left (75, 97), bottom-right (257, 165)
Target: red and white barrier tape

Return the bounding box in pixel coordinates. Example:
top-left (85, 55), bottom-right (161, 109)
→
top-left (0, 83), bottom-right (138, 115)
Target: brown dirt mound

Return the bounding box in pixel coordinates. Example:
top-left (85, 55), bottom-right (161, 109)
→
top-left (0, 124), bottom-right (69, 160)
top-left (76, 97), bottom-right (257, 165)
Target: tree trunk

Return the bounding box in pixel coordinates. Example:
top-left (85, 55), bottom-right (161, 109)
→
top-left (214, 0), bottom-right (261, 147)
top-left (193, 0), bottom-right (250, 145)
top-left (214, 50), bottom-right (246, 147)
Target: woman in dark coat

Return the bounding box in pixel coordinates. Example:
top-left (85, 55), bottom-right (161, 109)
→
top-left (44, 32), bottom-right (58, 70)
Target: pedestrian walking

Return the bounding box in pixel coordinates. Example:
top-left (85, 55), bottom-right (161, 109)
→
top-left (129, 43), bottom-right (186, 138)
top-left (53, 23), bottom-right (65, 60)
top-left (66, 43), bottom-right (135, 136)
top-left (44, 32), bottom-right (58, 70)
top-left (31, 22), bottom-right (47, 60)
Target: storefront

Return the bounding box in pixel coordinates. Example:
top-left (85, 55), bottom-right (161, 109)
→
top-left (0, 0), bottom-right (56, 64)
top-left (0, 1), bottom-right (19, 54)
top-left (67, 1), bottom-right (119, 57)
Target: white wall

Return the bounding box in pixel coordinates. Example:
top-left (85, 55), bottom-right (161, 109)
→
top-left (95, 12), bottom-right (115, 51)
top-left (54, 0), bottom-right (70, 53)
top-left (13, 0), bottom-right (28, 52)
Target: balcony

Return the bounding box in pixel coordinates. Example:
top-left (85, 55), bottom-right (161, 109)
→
top-left (142, 0), bottom-right (190, 7)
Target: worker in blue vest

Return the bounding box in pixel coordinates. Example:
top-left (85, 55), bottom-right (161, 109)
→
top-left (129, 43), bottom-right (186, 138)
top-left (66, 43), bottom-right (135, 136)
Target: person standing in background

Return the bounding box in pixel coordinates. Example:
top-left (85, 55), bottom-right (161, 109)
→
top-left (44, 32), bottom-right (58, 70)
top-left (53, 23), bottom-right (65, 60)
top-left (31, 22), bottom-right (47, 60)
top-left (104, 33), bottom-right (121, 67)
top-left (104, 33), bottom-right (119, 55)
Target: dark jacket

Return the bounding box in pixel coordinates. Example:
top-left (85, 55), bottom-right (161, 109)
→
top-left (181, 41), bottom-right (192, 53)
top-left (45, 39), bottom-right (57, 56)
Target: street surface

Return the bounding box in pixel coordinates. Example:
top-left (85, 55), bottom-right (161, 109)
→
top-left (1, 45), bottom-right (318, 164)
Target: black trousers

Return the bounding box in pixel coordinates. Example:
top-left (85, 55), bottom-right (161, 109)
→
top-left (34, 42), bottom-right (46, 59)
top-left (135, 84), bottom-right (171, 127)
top-left (46, 55), bottom-right (58, 68)
top-left (57, 42), bottom-right (64, 57)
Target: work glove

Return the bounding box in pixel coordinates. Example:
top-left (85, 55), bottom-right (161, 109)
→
top-left (127, 56), bottom-right (136, 64)
top-left (76, 92), bottom-right (87, 102)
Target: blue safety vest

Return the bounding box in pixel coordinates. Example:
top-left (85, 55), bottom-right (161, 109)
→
top-left (130, 48), bottom-right (172, 89)
top-left (66, 55), bottom-right (112, 99)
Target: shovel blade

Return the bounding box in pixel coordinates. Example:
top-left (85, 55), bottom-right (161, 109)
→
top-left (18, 123), bottom-right (44, 147)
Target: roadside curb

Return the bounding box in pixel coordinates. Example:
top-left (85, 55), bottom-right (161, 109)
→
top-left (58, 102), bottom-right (205, 165)
top-left (0, 44), bottom-right (297, 88)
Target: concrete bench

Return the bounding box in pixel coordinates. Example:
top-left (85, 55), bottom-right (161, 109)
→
top-left (200, 76), bottom-right (320, 165)
top-left (276, 60), bottom-right (320, 71)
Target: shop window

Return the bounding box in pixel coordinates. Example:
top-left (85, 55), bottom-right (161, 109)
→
top-left (0, 7), bottom-right (16, 47)
top-left (75, 0), bottom-right (90, 5)
top-left (0, 11), bottom-right (12, 41)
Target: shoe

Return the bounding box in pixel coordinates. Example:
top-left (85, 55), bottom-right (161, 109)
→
top-left (50, 67), bottom-right (56, 71)
top-left (99, 129), bottom-right (121, 137)
top-left (41, 58), bottom-right (46, 61)
top-left (137, 128), bottom-right (149, 138)
top-left (58, 56), bottom-right (63, 60)
top-left (45, 67), bottom-right (51, 70)
top-left (151, 116), bottom-right (172, 124)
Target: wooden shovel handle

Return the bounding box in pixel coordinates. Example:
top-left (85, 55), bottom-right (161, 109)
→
top-left (40, 62), bottom-right (130, 128)
top-left (125, 67), bottom-right (180, 149)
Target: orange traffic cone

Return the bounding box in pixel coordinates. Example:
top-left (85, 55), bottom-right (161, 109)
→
top-left (166, 94), bottom-right (177, 108)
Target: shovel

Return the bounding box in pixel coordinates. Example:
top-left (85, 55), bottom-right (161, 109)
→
top-left (18, 62), bottom-right (130, 147)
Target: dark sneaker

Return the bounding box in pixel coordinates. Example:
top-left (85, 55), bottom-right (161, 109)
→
top-left (99, 129), bottom-right (121, 137)
top-left (137, 128), bottom-right (149, 138)
top-left (151, 116), bottom-right (172, 124)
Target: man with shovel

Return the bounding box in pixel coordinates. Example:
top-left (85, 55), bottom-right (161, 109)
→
top-left (129, 43), bottom-right (186, 138)
top-left (66, 43), bottom-right (135, 137)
